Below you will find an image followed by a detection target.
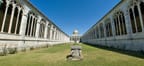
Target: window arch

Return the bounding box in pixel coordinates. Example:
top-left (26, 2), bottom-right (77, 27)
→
top-left (105, 19), bottom-right (112, 37)
top-left (129, 9), bottom-right (136, 33)
top-left (25, 12), bottom-right (37, 37)
top-left (134, 6), bottom-right (142, 32)
top-left (129, 1), bottom-right (144, 33)
top-left (113, 11), bottom-right (127, 36)
top-left (39, 20), bottom-right (46, 38)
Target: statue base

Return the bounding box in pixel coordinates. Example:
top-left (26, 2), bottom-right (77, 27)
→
top-left (66, 45), bottom-right (83, 61)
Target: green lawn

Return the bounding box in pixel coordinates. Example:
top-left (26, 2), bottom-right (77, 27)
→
top-left (0, 43), bottom-right (144, 66)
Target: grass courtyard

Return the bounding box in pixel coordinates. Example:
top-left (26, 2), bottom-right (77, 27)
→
top-left (0, 43), bottom-right (144, 66)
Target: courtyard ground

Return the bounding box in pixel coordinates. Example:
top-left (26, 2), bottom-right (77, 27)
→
top-left (0, 43), bottom-right (144, 66)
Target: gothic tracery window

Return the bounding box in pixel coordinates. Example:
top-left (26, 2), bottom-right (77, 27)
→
top-left (129, 1), bottom-right (144, 33)
top-left (105, 22), bottom-right (112, 37)
top-left (113, 11), bottom-right (127, 36)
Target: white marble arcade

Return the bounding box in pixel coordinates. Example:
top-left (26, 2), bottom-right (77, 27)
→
top-left (81, 0), bottom-right (144, 52)
top-left (0, 0), bottom-right (70, 52)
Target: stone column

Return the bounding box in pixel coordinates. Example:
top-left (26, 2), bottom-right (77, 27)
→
top-left (30, 15), bottom-right (34, 36)
top-left (32, 18), bottom-right (37, 36)
top-left (58, 31), bottom-right (61, 40)
top-left (57, 31), bottom-right (60, 40)
top-left (61, 33), bottom-right (63, 40)
top-left (14, 7), bottom-right (21, 34)
top-left (110, 16), bottom-right (116, 37)
top-left (54, 29), bottom-right (57, 40)
top-left (61, 32), bottom-right (63, 41)
top-left (35, 17), bottom-right (41, 48)
top-left (19, 11), bottom-right (29, 35)
top-left (55, 30), bottom-right (57, 40)
top-left (8, 4), bottom-right (16, 33)
top-left (132, 7), bottom-right (138, 32)
top-left (64, 36), bottom-right (67, 41)
top-left (49, 25), bottom-right (53, 40)
top-left (123, 8), bottom-right (133, 39)
top-left (64, 35), bottom-right (67, 41)
top-left (1, 2), bottom-right (9, 32)
top-left (60, 32), bottom-right (62, 40)
top-left (35, 17), bottom-right (41, 38)
top-left (120, 14), bottom-right (125, 34)
top-left (114, 17), bottom-right (117, 35)
top-left (47, 24), bottom-right (50, 39)
top-left (61, 33), bottom-right (63, 41)
top-left (56, 29), bottom-right (58, 40)
top-left (18, 9), bottom-right (29, 51)
top-left (56, 30), bottom-right (59, 40)
top-left (26, 14), bottom-right (32, 36)
top-left (137, 3), bottom-right (144, 32)
top-left (117, 14), bottom-right (122, 35)
top-left (103, 22), bottom-right (106, 38)
top-left (59, 31), bottom-right (61, 40)
top-left (53, 28), bottom-right (56, 40)
top-left (44, 21), bottom-right (49, 39)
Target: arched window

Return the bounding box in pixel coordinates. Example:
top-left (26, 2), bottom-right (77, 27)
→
top-left (129, 3), bottom-right (143, 33)
top-left (25, 13), bottom-right (37, 37)
top-left (129, 9), bottom-right (136, 33)
top-left (113, 11), bottom-right (127, 36)
top-left (134, 6), bottom-right (142, 32)
top-left (105, 21), bottom-right (112, 37)
top-left (39, 20), bottom-right (45, 38)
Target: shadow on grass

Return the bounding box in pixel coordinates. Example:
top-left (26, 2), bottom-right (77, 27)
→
top-left (83, 43), bottom-right (144, 59)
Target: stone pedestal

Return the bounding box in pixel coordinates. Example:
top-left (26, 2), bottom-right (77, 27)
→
top-left (67, 45), bottom-right (83, 60)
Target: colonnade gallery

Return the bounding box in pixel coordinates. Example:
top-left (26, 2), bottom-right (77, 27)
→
top-left (0, 0), bottom-right (69, 52)
top-left (81, 0), bottom-right (144, 52)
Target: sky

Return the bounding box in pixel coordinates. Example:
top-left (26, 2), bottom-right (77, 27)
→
top-left (30, 0), bottom-right (121, 36)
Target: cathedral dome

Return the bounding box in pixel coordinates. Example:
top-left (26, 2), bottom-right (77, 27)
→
top-left (73, 30), bottom-right (79, 34)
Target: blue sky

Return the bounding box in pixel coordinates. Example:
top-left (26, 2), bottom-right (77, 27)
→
top-left (30, 0), bottom-right (120, 36)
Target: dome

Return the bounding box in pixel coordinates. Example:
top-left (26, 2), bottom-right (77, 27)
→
top-left (73, 30), bottom-right (79, 34)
